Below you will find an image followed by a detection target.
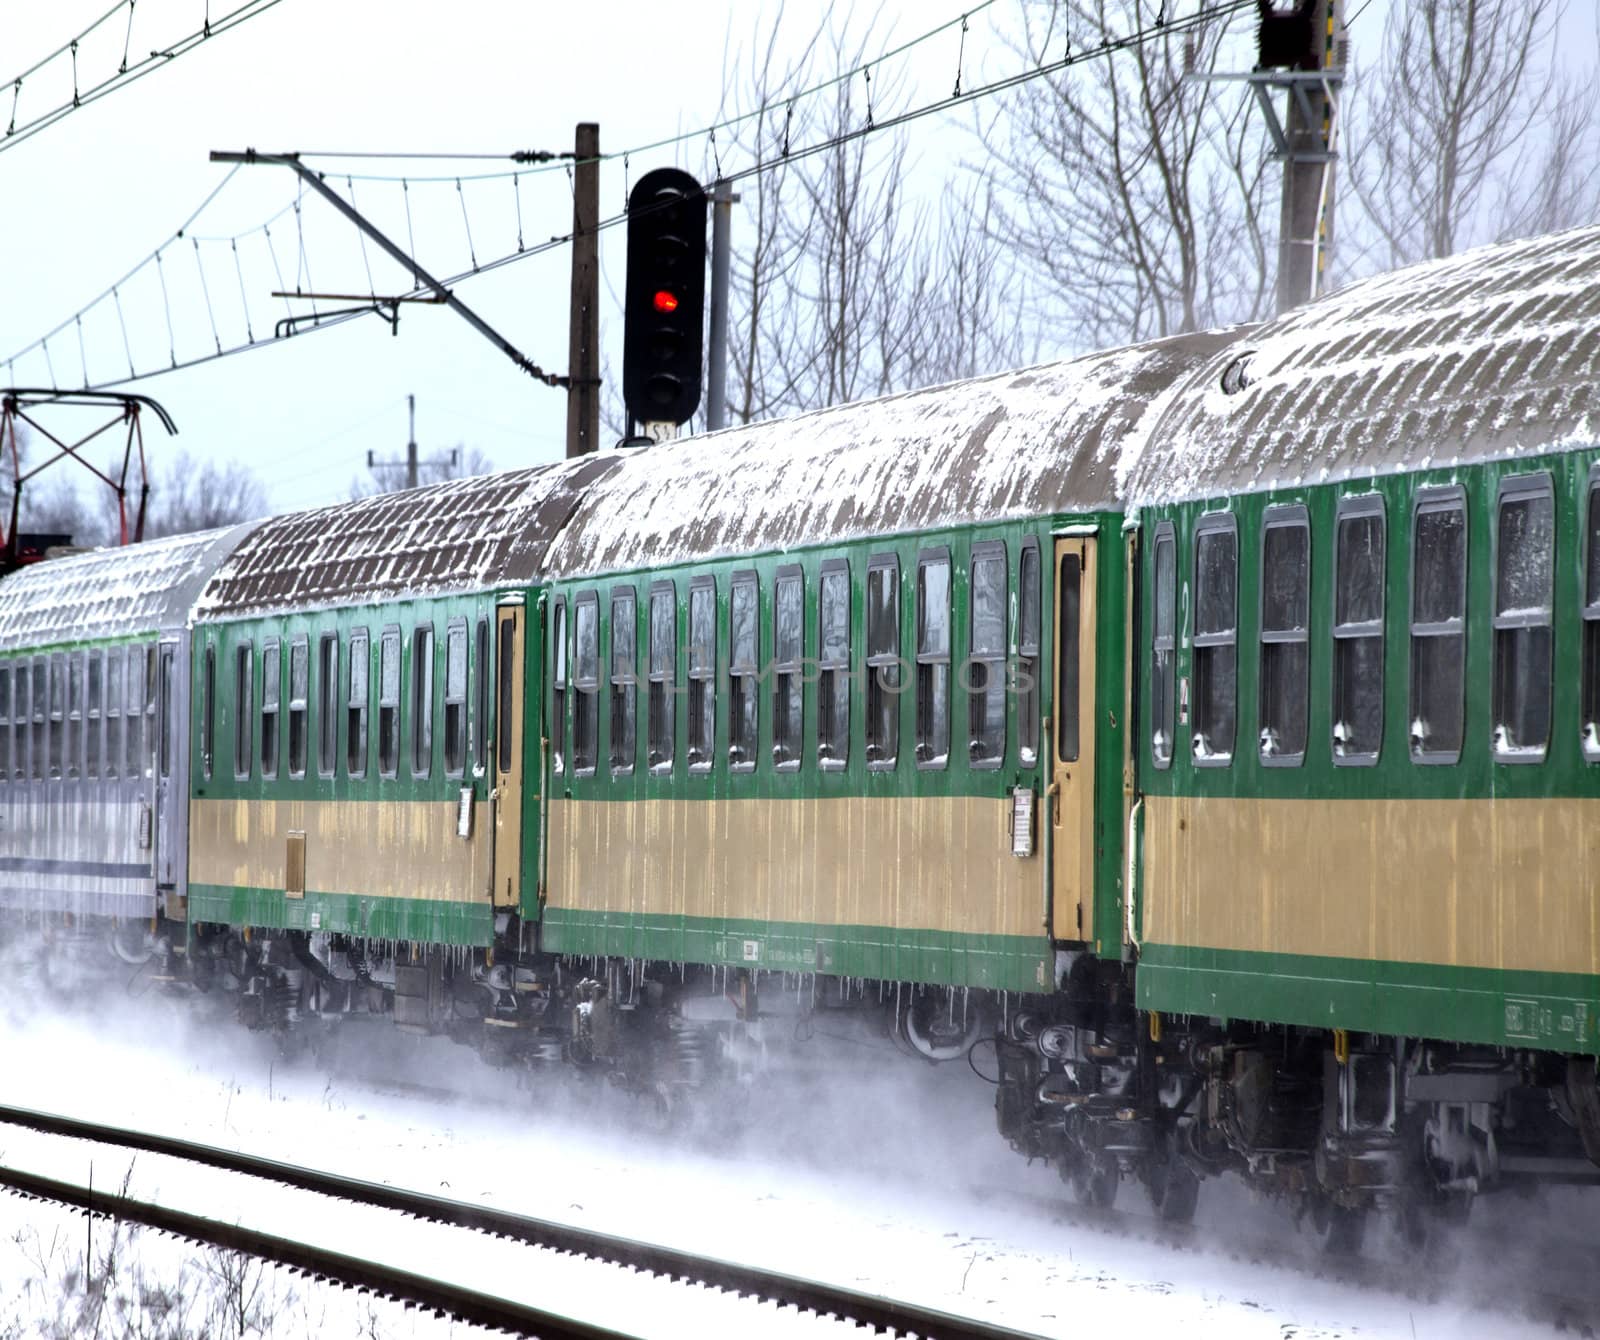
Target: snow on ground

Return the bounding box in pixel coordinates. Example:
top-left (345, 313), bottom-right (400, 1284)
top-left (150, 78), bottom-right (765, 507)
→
top-left (0, 956), bottom-right (1588, 1339)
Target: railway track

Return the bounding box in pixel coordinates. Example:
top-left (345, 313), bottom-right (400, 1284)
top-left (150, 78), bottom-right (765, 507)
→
top-left (0, 1101), bottom-right (1049, 1340)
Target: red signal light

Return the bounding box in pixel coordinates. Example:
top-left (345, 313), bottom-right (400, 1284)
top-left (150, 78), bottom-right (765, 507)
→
top-left (652, 289), bottom-right (680, 314)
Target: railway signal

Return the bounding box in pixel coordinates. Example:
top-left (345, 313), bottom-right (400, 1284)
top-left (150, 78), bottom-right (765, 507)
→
top-left (623, 168), bottom-right (707, 429)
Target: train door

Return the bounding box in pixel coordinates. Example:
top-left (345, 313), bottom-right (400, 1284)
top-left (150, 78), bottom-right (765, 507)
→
top-left (154, 638), bottom-right (182, 889)
top-left (1050, 536), bottom-right (1097, 942)
top-left (491, 603), bottom-right (525, 909)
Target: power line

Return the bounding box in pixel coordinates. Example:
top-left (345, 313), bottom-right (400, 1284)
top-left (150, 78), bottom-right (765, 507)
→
top-left (8, 0), bottom-right (1260, 395)
top-left (1, 0), bottom-right (289, 157)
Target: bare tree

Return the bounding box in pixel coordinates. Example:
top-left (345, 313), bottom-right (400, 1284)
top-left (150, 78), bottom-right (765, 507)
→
top-left (712, 5), bottom-right (1028, 426)
top-left (142, 451), bottom-right (269, 539)
top-left (1342, 0), bottom-right (1599, 271)
top-left (983, 1), bottom-right (1272, 352)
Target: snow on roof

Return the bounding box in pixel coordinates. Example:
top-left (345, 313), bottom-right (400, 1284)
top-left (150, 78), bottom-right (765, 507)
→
top-left (197, 453), bottom-right (620, 620)
top-left (1125, 225), bottom-right (1600, 506)
top-left (543, 331), bottom-right (1232, 577)
top-left (0, 523), bottom-right (256, 652)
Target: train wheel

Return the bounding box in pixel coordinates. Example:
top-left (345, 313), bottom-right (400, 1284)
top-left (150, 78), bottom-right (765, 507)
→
top-left (1145, 1155), bottom-right (1200, 1224)
top-left (1309, 1198), bottom-right (1367, 1256)
top-left (1073, 1155), bottom-right (1120, 1210)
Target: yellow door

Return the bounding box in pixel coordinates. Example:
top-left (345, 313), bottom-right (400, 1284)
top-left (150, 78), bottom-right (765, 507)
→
top-left (1050, 536), bottom-right (1097, 942)
top-left (492, 604), bottom-right (525, 910)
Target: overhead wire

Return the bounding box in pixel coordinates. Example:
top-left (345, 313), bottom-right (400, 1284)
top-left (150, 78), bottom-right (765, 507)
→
top-left (0, 0), bottom-right (289, 157)
top-left (9, 0), bottom-right (1260, 394)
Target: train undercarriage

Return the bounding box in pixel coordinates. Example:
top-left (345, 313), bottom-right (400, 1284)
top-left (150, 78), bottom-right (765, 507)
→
top-left (16, 913), bottom-right (1600, 1251)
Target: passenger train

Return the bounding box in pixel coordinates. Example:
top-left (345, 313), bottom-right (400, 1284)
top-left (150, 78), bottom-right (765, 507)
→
top-left (3, 223), bottom-right (1599, 1249)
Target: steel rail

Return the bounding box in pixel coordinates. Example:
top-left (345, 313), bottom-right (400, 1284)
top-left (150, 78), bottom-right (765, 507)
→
top-left (0, 1102), bottom-right (1047, 1340)
top-left (0, 1160), bottom-right (633, 1340)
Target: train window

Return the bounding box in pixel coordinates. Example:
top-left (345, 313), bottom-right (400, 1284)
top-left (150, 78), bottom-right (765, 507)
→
top-left (127, 650), bottom-right (147, 780)
top-left (49, 654), bottom-right (65, 780)
top-left (916, 549), bottom-right (951, 769)
top-left (157, 650), bottom-right (174, 781)
top-left (347, 629), bottom-right (369, 779)
top-left (1584, 476), bottom-right (1600, 762)
top-left (9, 664), bottom-right (23, 782)
top-left (317, 633), bottom-right (338, 778)
top-left (1058, 552), bottom-right (1082, 762)
top-left (550, 597), bottom-right (568, 777)
top-left (1493, 473), bottom-right (1555, 763)
top-left (261, 638), bottom-right (281, 780)
top-left (86, 652), bottom-right (102, 781)
top-left (68, 652), bottom-right (84, 781)
top-left (496, 618), bottom-right (515, 775)
top-left (1018, 542), bottom-right (1041, 768)
top-left (686, 580), bottom-right (715, 773)
top-left (866, 556), bottom-right (900, 770)
top-left (234, 643), bottom-right (254, 779)
top-left (201, 644), bottom-right (216, 782)
top-left (969, 543), bottom-right (1007, 768)
top-left (379, 629), bottom-right (401, 778)
top-left (773, 568), bottom-right (804, 770)
top-left (818, 562), bottom-right (850, 770)
top-left (1192, 515), bottom-right (1238, 766)
top-left (32, 657), bottom-right (46, 781)
top-left (1332, 496), bottom-right (1385, 765)
top-left (0, 664), bottom-right (10, 786)
top-left (728, 574), bottom-right (758, 772)
top-left (1259, 507), bottom-right (1310, 766)
top-left (648, 583), bottom-right (676, 773)
top-left (411, 626), bottom-right (434, 779)
top-left (103, 649), bottom-right (121, 781)
top-left (288, 637), bottom-right (309, 779)
top-left (1151, 526), bottom-right (1176, 769)
top-left (445, 621), bottom-right (469, 778)
top-left (1410, 490), bottom-right (1467, 765)
top-left (473, 619), bottom-right (490, 775)
top-left (573, 596), bottom-right (600, 776)
top-left (610, 589), bottom-right (637, 776)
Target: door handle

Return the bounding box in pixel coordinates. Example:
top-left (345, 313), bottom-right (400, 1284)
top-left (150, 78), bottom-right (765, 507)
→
top-left (1045, 780), bottom-right (1061, 827)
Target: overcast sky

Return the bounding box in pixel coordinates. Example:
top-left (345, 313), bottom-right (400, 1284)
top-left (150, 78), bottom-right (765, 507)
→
top-left (0, 0), bottom-right (1526, 522)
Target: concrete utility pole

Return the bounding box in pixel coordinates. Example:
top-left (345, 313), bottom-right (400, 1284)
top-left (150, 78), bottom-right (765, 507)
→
top-left (1274, 0), bottom-right (1341, 314)
top-left (566, 122), bottom-right (601, 458)
top-left (405, 393), bottom-right (419, 489)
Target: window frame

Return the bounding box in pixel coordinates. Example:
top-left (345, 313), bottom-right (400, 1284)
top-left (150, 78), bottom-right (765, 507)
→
top-left (772, 565), bottom-right (805, 772)
top-left (549, 596), bottom-right (568, 777)
top-left (1408, 485), bottom-right (1469, 766)
top-left (347, 627), bottom-right (369, 780)
top-left (816, 558), bottom-right (851, 772)
top-left (914, 546), bottom-right (952, 771)
top-left (317, 631), bottom-right (339, 779)
top-left (967, 540), bottom-right (1008, 770)
top-left (103, 648), bottom-right (121, 782)
top-left (572, 593), bottom-right (600, 777)
top-left (609, 586), bottom-right (638, 777)
top-left (1190, 511), bottom-right (1239, 769)
top-left (1583, 466), bottom-right (1600, 763)
top-left (287, 635), bottom-right (309, 780)
top-left (443, 619), bottom-right (470, 780)
top-left (86, 650), bottom-right (102, 781)
top-left (1257, 504), bottom-right (1310, 769)
top-left (378, 625), bottom-right (401, 780)
top-left (260, 637), bottom-right (281, 781)
top-left (647, 580), bottom-right (677, 774)
top-left (1150, 523), bottom-right (1177, 770)
top-left (0, 663), bottom-right (10, 786)
top-left (233, 640), bottom-right (254, 780)
top-left (865, 554), bottom-right (901, 773)
top-left (727, 571), bottom-right (759, 774)
top-left (410, 623), bottom-right (435, 780)
top-left (1331, 492), bottom-right (1387, 768)
top-left (1017, 540), bottom-right (1041, 770)
top-left (686, 577), bottom-right (717, 774)
top-left (473, 618), bottom-right (490, 776)
top-left (1492, 470), bottom-right (1556, 765)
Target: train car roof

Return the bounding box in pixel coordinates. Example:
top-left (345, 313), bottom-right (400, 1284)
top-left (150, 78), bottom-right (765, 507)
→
top-left (195, 454), bottom-right (620, 620)
top-left (541, 330), bottom-right (1233, 577)
top-left (0, 523), bottom-right (256, 653)
top-left (1125, 224), bottom-right (1600, 506)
